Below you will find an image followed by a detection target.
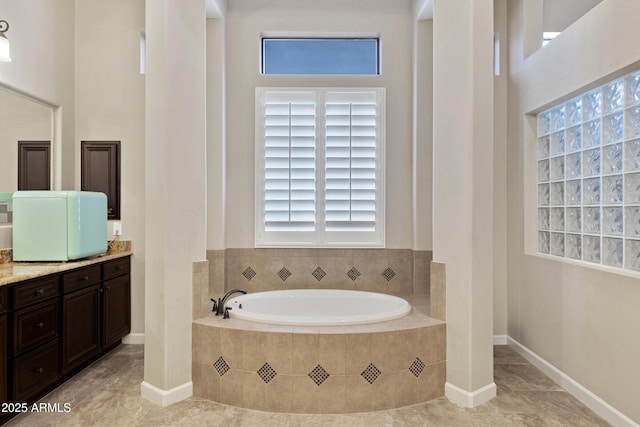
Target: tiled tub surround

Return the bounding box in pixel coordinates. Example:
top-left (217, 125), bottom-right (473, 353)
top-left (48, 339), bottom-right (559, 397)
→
top-left (192, 297), bottom-right (446, 413)
top-left (207, 248), bottom-right (433, 297)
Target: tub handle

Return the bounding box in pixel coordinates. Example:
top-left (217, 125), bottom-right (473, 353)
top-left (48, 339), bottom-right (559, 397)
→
top-left (223, 307), bottom-right (232, 319)
top-left (210, 298), bottom-right (218, 313)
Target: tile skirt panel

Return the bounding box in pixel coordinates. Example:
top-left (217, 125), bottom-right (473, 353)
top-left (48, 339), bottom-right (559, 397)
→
top-left (192, 321), bottom-right (445, 413)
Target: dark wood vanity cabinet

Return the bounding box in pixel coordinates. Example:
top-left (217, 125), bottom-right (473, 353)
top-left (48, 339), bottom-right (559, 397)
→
top-left (62, 283), bottom-right (101, 374)
top-left (0, 287), bottom-right (7, 404)
top-left (61, 258), bottom-right (131, 374)
top-left (0, 255), bottom-right (130, 417)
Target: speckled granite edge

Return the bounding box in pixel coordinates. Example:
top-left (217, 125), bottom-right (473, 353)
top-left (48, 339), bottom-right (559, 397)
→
top-left (108, 239), bottom-right (132, 254)
top-left (0, 249), bottom-right (11, 264)
top-left (0, 240), bottom-right (130, 265)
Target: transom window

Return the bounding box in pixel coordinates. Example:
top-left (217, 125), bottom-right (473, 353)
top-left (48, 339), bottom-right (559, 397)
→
top-left (255, 88), bottom-right (385, 247)
top-left (536, 69), bottom-right (640, 271)
top-left (261, 38), bottom-right (380, 75)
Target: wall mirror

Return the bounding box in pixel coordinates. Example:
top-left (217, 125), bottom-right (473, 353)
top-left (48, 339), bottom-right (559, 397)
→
top-left (0, 84), bottom-right (57, 224)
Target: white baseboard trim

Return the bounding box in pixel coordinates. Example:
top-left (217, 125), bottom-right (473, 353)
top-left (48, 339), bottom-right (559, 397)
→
top-left (493, 335), bottom-right (508, 345)
top-left (122, 333), bottom-right (145, 345)
top-left (507, 337), bottom-right (639, 427)
top-left (141, 381), bottom-right (193, 407)
top-left (445, 381), bottom-right (496, 408)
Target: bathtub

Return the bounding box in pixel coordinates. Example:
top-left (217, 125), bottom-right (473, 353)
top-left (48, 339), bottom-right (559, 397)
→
top-left (225, 289), bottom-right (411, 326)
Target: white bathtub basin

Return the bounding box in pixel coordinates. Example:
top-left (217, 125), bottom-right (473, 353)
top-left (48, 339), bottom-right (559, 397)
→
top-left (225, 289), bottom-right (411, 326)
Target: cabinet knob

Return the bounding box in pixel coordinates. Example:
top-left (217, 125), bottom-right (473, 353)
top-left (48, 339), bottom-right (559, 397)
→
top-left (33, 367), bottom-right (44, 374)
top-left (35, 289), bottom-right (44, 295)
top-left (82, 276), bottom-right (89, 281)
top-left (34, 322), bottom-right (44, 328)
top-left (117, 266), bottom-right (124, 270)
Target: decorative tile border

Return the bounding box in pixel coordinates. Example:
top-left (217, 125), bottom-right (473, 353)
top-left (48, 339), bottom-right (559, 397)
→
top-left (212, 248), bottom-right (433, 296)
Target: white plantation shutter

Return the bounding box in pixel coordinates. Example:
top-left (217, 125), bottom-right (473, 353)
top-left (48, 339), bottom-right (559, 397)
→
top-left (256, 88), bottom-right (384, 246)
top-left (325, 92), bottom-right (378, 231)
top-left (263, 92), bottom-right (316, 232)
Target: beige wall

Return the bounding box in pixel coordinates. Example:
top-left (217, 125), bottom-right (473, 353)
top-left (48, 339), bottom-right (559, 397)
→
top-left (143, 0), bottom-right (207, 400)
top-left (75, 0), bottom-right (146, 337)
top-left (493, 0), bottom-right (508, 336)
top-left (222, 0), bottom-right (415, 249)
top-left (507, 0), bottom-right (640, 422)
top-left (0, 89), bottom-right (52, 193)
top-left (0, 0), bottom-right (147, 337)
top-left (433, 0), bottom-right (495, 403)
top-left (0, 0), bottom-right (75, 191)
top-left (0, 0), bottom-right (75, 249)
top-left (413, 19), bottom-right (433, 250)
top-left (206, 15), bottom-right (226, 250)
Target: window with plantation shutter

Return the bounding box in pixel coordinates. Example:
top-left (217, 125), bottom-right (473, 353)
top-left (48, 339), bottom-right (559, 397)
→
top-left (256, 88), bottom-right (385, 247)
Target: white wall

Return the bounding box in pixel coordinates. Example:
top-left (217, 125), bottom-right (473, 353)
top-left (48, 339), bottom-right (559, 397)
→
top-left (508, 0), bottom-right (640, 422)
top-left (222, 0), bottom-right (415, 249)
top-left (75, 0), bottom-right (146, 337)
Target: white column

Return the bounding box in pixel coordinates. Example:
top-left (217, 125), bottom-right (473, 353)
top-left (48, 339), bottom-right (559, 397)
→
top-left (141, 0), bottom-right (207, 406)
top-left (432, 0), bottom-right (496, 407)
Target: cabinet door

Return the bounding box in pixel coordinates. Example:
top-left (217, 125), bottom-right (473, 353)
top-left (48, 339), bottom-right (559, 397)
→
top-left (102, 275), bottom-right (130, 347)
top-left (17, 141), bottom-right (51, 190)
top-left (0, 315), bottom-right (6, 403)
top-left (81, 141), bottom-right (120, 219)
top-left (62, 285), bottom-right (101, 374)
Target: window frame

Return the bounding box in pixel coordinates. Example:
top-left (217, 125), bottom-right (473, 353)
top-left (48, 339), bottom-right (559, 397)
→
top-left (255, 87), bottom-right (386, 248)
top-left (260, 34), bottom-right (381, 76)
top-left (534, 69), bottom-right (640, 273)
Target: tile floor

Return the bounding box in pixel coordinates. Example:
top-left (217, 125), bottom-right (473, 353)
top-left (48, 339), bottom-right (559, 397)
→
top-left (6, 345), bottom-right (609, 426)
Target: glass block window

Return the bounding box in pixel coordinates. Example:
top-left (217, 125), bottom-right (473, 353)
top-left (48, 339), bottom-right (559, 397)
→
top-left (537, 70), bottom-right (640, 272)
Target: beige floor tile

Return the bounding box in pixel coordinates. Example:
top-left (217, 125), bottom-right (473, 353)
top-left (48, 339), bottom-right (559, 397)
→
top-left (5, 343), bottom-right (610, 427)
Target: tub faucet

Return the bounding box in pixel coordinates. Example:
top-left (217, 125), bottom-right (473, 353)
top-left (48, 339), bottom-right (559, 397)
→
top-left (215, 289), bottom-right (247, 316)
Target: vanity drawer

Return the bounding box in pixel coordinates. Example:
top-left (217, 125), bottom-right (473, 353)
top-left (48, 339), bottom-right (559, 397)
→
top-left (102, 257), bottom-right (130, 280)
top-left (0, 287), bottom-right (6, 314)
top-left (13, 276), bottom-right (59, 309)
top-left (13, 340), bottom-right (59, 402)
top-left (62, 265), bottom-right (101, 293)
top-left (14, 300), bottom-right (59, 355)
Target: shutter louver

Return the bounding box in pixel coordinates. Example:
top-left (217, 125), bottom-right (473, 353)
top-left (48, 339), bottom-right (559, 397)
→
top-left (325, 93), bottom-right (377, 231)
top-left (263, 93), bottom-right (316, 231)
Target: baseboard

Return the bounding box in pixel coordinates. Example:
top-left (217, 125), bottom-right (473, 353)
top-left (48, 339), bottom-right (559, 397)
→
top-left (493, 335), bottom-right (507, 345)
top-left (122, 333), bottom-right (145, 345)
top-left (507, 337), bottom-right (639, 427)
top-left (445, 381), bottom-right (496, 408)
top-left (141, 380), bottom-right (193, 407)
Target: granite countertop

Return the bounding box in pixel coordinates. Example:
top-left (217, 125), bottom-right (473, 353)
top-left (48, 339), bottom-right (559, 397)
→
top-left (0, 249), bottom-right (132, 287)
